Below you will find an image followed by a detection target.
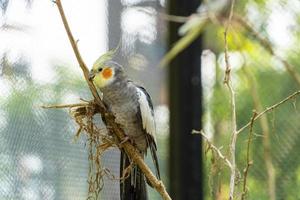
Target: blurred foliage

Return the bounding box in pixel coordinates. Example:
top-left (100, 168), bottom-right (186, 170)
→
top-left (193, 0), bottom-right (300, 199)
top-left (162, 0), bottom-right (300, 199)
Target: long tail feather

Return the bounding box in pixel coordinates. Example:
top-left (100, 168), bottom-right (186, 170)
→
top-left (149, 141), bottom-right (160, 180)
top-left (120, 151), bottom-right (148, 200)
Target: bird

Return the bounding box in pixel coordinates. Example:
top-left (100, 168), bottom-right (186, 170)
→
top-left (88, 51), bottom-right (160, 200)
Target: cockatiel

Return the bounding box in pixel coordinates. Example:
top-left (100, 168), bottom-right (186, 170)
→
top-left (88, 51), bottom-right (160, 200)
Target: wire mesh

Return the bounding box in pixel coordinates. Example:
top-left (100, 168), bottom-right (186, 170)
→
top-left (0, 0), bottom-right (168, 200)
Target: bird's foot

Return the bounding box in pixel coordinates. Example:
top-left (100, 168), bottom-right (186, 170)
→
top-left (119, 136), bottom-right (133, 148)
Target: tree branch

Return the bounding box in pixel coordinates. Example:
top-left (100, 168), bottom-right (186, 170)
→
top-left (243, 66), bottom-right (276, 200)
top-left (241, 111), bottom-right (256, 200)
top-left (54, 1), bottom-right (171, 199)
top-left (223, 0), bottom-right (237, 199)
top-left (192, 130), bottom-right (232, 169)
top-left (41, 103), bottom-right (89, 109)
top-left (237, 90), bottom-right (300, 135)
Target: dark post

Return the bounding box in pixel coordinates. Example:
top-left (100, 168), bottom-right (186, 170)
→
top-left (168, 1), bottom-right (203, 200)
top-left (108, 0), bottom-right (122, 49)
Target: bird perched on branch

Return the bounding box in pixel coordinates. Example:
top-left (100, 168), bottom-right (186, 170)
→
top-left (89, 50), bottom-right (160, 200)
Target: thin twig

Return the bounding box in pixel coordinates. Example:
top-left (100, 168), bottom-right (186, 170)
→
top-left (41, 103), bottom-right (88, 109)
top-left (223, 0), bottom-right (235, 84)
top-left (223, 0), bottom-right (237, 199)
top-left (237, 90), bottom-right (300, 135)
top-left (54, 1), bottom-right (171, 199)
top-left (54, 0), bottom-right (101, 101)
top-left (241, 111), bottom-right (257, 200)
top-left (192, 130), bottom-right (232, 168)
top-left (243, 65), bottom-right (276, 200)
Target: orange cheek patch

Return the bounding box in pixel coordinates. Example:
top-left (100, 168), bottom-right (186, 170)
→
top-left (102, 68), bottom-right (113, 79)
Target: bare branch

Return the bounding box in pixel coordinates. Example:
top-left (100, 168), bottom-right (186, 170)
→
top-left (54, 1), bottom-right (171, 199)
top-left (223, 0), bottom-right (235, 84)
top-left (192, 130), bottom-right (232, 169)
top-left (41, 103), bottom-right (89, 109)
top-left (223, 0), bottom-right (237, 199)
top-left (241, 111), bottom-right (257, 200)
top-left (243, 66), bottom-right (276, 200)
top-left (237, 90), bottom-right (300, 135)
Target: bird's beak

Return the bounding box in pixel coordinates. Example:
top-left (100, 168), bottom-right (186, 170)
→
top-left (88, 70), bottom-right (95, 81)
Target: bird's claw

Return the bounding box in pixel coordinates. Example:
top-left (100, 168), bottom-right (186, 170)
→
top-left (119, 136), bottom-right (133, 148)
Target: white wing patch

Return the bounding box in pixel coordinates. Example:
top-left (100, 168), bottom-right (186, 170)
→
top-left (136, 87), bottom-right (156, 143)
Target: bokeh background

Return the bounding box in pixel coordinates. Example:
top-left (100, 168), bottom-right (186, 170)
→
top-left (199, 0), bottom-right (300, 199)
top-left (1, 0), bottom-right (300, 200)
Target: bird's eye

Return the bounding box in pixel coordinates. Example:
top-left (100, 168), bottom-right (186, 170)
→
top-left (98, 68), bottom-right (103, 72)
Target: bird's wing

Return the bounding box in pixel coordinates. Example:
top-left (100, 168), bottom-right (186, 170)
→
top-left (136, 86), bottom-right (160, 179)
top-left (136, 86), bottom-right (156, 144)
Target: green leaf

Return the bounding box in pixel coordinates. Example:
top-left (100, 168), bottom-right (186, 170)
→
top-left (160, 19), bottom-right (208, 67)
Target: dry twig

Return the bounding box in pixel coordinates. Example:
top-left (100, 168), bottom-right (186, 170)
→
top-left (241, 111), bottom-right (257, 200)
top-left (192, 130), bottom-right (232, 168)
top-left (41, 102), bottom-right (89, 109)
top-left (223, 0), bottom-right (237, 199)
top-left (53, 1), bottom-right (171, 199)
top-left (243, 66), bottom-right (276, 200)
top-left (237, 90), bottom-right (300, 135)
